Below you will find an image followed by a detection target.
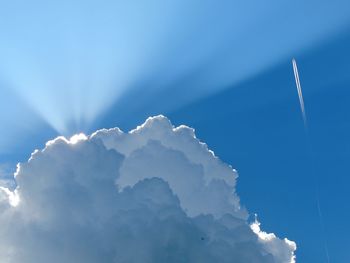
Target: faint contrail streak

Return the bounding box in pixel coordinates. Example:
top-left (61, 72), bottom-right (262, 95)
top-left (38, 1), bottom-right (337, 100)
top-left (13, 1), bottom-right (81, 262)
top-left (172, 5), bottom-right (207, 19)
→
top-left (292, 58), bottom-right (307, 126)
top-left (292, 58), bottom-right (330, 263)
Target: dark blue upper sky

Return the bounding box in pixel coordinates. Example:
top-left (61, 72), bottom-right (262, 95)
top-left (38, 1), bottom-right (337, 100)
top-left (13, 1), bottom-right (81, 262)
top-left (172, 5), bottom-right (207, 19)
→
top-left (0, 1), bottom-right (350, 262)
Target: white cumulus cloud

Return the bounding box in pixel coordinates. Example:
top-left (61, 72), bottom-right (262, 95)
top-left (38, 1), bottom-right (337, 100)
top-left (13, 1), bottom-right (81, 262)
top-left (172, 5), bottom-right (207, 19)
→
top-left (0, 115), bottom-right (296, 263)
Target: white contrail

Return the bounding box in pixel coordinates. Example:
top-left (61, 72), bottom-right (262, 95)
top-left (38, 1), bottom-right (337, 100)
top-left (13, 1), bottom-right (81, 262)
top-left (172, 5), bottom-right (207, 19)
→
top-left (292, 58), bottom-right (307, 126)
top-left (292, 58), bottom-right (330, 263)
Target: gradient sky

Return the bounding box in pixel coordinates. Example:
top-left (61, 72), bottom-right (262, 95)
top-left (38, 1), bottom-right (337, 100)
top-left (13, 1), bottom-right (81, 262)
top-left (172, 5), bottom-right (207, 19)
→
top-left (1, 0), bottom-right (350, 262)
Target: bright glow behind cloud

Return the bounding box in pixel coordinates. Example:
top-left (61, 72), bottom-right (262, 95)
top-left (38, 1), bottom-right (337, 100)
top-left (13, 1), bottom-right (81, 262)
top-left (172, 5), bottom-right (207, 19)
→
top-left (0, 0), bottom-right (350, 137)
top-left (0, 116), bottom-right (296, 262)
top-left (69, 133), bottom-right (88, 144)
top-left (0, 187), bottom-right (19, 207)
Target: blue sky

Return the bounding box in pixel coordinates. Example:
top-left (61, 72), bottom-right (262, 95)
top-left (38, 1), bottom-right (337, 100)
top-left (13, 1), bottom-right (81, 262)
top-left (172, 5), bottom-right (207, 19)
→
top-left (1, 0), bottom-right (350, 261)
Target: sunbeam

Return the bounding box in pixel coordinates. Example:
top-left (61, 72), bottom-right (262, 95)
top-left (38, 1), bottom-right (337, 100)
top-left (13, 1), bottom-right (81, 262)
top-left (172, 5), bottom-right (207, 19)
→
top-left (0, 1), bottom-right (350, 262)
top-left (0, 0), bottom-right (350, 144)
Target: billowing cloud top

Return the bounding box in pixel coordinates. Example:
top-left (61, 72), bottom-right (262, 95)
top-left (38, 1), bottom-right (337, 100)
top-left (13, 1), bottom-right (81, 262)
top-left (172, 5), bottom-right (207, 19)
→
top-left (0, 115), bottom-right (296, 263)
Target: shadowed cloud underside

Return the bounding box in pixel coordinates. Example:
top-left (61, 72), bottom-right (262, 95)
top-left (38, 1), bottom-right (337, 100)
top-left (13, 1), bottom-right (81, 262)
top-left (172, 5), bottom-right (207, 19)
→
top-left (0, 116), bottom-right (295, 262)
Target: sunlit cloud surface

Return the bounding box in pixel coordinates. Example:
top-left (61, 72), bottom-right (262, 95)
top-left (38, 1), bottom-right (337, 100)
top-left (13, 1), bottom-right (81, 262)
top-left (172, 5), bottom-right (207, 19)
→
top-left (0, 116), bottom-right (296, 262)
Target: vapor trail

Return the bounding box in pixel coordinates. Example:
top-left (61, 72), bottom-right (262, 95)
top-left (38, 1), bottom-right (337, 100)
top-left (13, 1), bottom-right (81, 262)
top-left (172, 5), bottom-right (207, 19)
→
top-left (292, 59), bottom-right (330, 263)
top-left (292, 58), bottom-right (307, 126)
